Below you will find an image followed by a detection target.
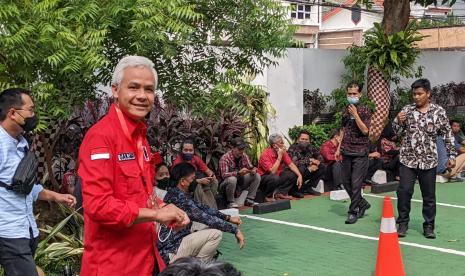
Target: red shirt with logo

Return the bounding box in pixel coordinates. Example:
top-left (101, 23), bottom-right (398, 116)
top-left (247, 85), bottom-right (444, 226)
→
top-left (78, 104), bottom-right (161, 275)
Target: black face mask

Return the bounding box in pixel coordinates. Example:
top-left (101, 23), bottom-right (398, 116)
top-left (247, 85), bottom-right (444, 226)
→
top-left (297, 141), bottom-right (310, 151)
top-left (156, 177), bottom-right (171, 190)
top-left (16, 111), bottom-right (38, 132)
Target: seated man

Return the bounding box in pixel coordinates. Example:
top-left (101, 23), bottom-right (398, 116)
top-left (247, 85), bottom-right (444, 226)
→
top-left (219, 137), bottom-right (260, 208)
top-left (364, 144), bottom-right (383, 185)
top-left (320, 129), bottom-right (344, 191)
top-left (287, 130), bottom-right (326, 197)
top-left (157, 162), bottom-right (245, 264)
top-left (257, 133), bottom-right (303, 201)
top-left (437, 135), bottom-right (465, 181)
top-left (451, 120), bottom-right (465, 154)
top-left (172, 139), bottom-right (219, 208)
top-left (365, 122), bottom-right (400, 184)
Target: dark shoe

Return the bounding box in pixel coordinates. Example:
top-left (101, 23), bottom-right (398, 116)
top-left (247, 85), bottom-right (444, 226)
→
top-left (302, 189), bottom-right (321, 196)
top-left (397, 223), bottom-right (408, 238)
top-left (423, 226), bottom-right (436, 239)
top-left (358, 202), bottom-right (371, 218)
top-left (244, 198), bottom-right (259, 207)
top-left (345, 213), bottom-right (358, 224)
top-left (290, 191), bottom-right (304, 199)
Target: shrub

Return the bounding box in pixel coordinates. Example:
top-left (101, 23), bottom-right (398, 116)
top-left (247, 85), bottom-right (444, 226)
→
top-left (431, 82), bottom-right (465, 107)
top-left (288, 124), bottom-right (331, 148)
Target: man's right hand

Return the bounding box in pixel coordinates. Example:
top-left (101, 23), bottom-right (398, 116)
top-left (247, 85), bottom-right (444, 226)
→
top-left (197, 177), bottom-right (211, 185)
top-left (235, 229), bottom-right (245, 249)
top-left (277, 147), bottom-right (286, 159)
top-left (238, 168), bottom-right (249, 176)
top-left (155, 204), bottom-right (190, 231)
top-left (397, 112), bottom-right (407, 123)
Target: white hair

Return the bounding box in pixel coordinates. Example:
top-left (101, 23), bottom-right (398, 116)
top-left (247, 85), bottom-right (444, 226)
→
top-left (111, 55), bottom-right (158, 88)
top-left (268, 133), bottom-right (283, 145)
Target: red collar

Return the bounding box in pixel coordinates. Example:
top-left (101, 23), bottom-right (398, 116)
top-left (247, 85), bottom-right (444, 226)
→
top-left (109, 104), bottom-right (147, 136)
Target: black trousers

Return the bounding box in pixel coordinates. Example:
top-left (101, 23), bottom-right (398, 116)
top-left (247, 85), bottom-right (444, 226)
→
top-left (290, 165), bottom-right (326, 194)
top-left (382, 155), bottom-right (400, 182)
top-left (366, 158), bottom-right (383, 181)
top-left (0, 228), bottom-right (39, 276)
top-left (324, 162), bottom-right (344, 190)
top-left (342, 155), bottom-right (369, 214)
top-left (259, 169), bottom-right (297, 197)
top-left (396, 164), bottom-right (437, 228)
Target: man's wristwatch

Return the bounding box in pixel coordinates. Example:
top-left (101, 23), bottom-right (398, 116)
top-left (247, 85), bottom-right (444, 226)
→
top-left (225, 215), bottom-right (231, 222)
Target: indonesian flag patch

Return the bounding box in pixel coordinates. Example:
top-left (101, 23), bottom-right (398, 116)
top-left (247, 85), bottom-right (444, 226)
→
top-left (90, 147), bottom-right (110, 160)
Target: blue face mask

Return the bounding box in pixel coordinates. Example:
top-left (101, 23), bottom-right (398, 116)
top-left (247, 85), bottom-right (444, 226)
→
top-left (347, 96), bottom-right (360, 105)
top-left (182, 153), bottom-right (193, 161)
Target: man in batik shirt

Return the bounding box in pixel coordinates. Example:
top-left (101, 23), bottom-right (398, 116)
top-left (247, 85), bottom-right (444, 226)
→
top-left (394, 78), bottom-right (456, 239)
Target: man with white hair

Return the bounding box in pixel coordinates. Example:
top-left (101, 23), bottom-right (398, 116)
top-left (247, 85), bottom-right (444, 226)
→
top-left (78, 56), bottom-right (190, 275)
top-left (257, 133), bottom-right (303, 201)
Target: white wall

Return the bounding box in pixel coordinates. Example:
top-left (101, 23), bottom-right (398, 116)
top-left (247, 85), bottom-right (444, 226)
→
top-left (265, 49), bottom-right (304, 136)
top-left (321, 9), bottom-right (382, 32)
top-left (262, 48), bottom-right (465, 134)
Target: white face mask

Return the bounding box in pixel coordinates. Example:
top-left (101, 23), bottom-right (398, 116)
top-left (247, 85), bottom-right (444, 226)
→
top-left (347, 96), bottom-right (360, 105)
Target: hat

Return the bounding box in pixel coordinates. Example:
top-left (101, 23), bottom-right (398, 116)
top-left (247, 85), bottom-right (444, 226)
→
top-left (230, 137), bottom-right (247, 149)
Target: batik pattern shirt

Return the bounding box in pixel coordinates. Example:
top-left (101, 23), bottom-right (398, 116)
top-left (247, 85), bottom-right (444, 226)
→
top-left (340, 104), bottom-right (372, 154)
top-left (287, 143), bottom-right (321, 167)
top-left (393, 103), bottom-right (456, 170)
top-left (158, 187), bottom-right (237, 263)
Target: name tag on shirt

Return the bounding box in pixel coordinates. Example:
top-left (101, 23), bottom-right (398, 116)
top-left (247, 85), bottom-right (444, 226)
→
top-left (118, 152), bottom-right (136, 162)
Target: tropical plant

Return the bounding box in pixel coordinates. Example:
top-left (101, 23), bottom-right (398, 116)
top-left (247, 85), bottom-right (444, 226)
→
top-left (362, 22), bottom-right (425, 81)
top-left (35, 204), bottom-right (84, 274)
top-left (391, 87), bottom-right (412, 113)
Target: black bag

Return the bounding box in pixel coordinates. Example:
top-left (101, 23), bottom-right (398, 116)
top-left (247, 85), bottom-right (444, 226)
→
top-left (0, 150), bottom-right (39, 195)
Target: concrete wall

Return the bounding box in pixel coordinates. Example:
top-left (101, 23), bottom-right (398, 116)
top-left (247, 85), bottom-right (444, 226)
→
top-left (417, 26), bottom-right (465, 50)
top-left (263, 48), bottom-right (465, 134)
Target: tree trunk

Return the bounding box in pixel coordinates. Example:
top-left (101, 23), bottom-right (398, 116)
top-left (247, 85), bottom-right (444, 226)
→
top-left (382, 0), bottom-right (411, 35)
top-left (367, 66), bottom-right (391, 143)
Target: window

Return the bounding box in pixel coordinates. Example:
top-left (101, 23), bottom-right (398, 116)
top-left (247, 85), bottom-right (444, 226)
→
top-left (290, 4), bottom-right (311, 20)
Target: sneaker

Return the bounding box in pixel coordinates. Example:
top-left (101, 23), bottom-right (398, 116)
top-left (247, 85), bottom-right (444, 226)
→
top-left (227, 202), bottom-right (239, 208)
top-left (423, 226), bottom-right (436, 239)
top-left (244, 198), bottom-right (259, 207)
top-left (358, 202), bottom-right (371, 218)
top-left (397, 223), bottom-right (408, 238)
top-left (345, 213), bottom-right (358, 224)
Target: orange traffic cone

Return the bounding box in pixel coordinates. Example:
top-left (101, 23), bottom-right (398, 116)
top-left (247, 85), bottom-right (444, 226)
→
top-left (375, 196), bottom-right (405, 276)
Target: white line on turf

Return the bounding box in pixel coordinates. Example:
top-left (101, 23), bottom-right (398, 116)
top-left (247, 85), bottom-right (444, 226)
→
top-left (241, 214), bottom-right (465, 257)
top-left (363, 193), bottom-right (465, 209)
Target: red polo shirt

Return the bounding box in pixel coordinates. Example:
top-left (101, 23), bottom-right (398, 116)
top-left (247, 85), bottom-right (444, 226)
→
top-left (78, 104), bottom-right (161, 276)
top-left (257, 147), bottom-right (292, 176)
top-left (172, 154), bottom-right (209, 173)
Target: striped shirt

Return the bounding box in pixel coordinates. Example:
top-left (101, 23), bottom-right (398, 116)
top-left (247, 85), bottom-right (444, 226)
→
top-left (0, 126), bottom-right (43, 239)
